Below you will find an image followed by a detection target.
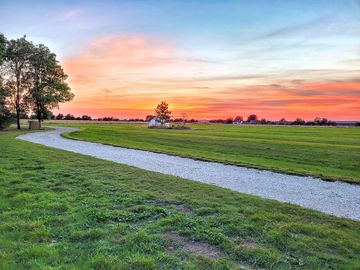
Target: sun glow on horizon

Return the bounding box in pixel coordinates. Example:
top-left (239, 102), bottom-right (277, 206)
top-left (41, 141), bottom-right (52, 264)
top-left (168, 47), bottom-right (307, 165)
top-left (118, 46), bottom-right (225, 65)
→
top-left (3, 1), bottom-right (359, 120)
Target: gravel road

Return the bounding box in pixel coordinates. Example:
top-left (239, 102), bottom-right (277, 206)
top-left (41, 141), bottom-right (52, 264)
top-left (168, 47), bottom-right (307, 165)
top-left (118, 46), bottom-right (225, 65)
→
top-left (17, 126), bottom-right (360, 221)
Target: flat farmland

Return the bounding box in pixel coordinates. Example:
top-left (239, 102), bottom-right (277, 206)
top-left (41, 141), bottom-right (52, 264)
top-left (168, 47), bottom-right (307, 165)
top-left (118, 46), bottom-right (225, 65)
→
top-left (59, 123), bottom-right (360, 184)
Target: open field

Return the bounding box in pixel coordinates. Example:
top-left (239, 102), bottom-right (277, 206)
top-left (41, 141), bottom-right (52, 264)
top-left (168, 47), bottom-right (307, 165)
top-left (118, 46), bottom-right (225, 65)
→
top-left (58, 123), bottom-right (360, 184)
top-left (1, 129), bottom-right (360, 269)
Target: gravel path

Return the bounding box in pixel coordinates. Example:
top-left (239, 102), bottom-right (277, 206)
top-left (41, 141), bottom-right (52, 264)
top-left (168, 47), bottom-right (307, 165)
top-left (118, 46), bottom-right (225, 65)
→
top-left (17, 127), bottom-right (360, 221)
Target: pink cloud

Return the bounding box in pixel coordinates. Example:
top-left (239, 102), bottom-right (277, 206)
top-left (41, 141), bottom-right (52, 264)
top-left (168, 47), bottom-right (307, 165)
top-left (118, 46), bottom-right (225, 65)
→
top-left (63, 35), bottom-right (176, 84)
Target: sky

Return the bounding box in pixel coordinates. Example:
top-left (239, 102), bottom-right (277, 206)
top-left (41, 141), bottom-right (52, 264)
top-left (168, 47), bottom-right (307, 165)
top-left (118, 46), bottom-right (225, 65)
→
top-left (1, 0), bottom-right (359, 120)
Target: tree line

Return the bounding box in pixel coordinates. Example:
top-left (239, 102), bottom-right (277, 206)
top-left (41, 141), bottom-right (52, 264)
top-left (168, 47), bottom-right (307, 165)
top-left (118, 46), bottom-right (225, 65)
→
top-left (0, 34), bottom-right (74, 130)
top-left (209, 115), bottom-right (338, 126)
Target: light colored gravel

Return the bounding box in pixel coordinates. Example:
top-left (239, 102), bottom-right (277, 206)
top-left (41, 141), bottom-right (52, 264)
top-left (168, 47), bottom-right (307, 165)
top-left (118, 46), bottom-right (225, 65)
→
top-left (17, 126), bottom-right (360, 221)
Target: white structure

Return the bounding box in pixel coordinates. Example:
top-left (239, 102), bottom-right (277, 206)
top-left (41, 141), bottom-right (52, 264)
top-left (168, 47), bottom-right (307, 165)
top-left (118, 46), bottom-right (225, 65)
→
top-left (148, 117), bottom-right (170, 128)
top-left (233, 120), bottom-right (243, 125)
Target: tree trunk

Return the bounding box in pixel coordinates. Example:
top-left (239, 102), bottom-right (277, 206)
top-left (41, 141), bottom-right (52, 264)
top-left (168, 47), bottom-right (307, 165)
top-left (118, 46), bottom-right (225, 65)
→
top-left (16, 106), bottom-right (20, 129)
top-left (16, 66), bottom-right (21, 130)
top-left (36, 100), bottom-right (41, 129)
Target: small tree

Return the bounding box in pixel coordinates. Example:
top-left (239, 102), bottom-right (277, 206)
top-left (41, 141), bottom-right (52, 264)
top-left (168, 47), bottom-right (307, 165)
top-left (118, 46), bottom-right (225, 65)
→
top-left (64, 113), bottom-right (75, 120)
top-left (279, 118), bottom-right (286, 125)
top-left (234, 116), bottom-right (243, 122)
top-left (154, 101), bottom-right (171, 126)
top-left (260, 118), bottom-right (267, 124)
top-left (82, 115), bottom-right (92, 120)
top-left (145, 115), bottom-right (154, 122)
top-left (293, 118), bottom-right (305, 125)
top-left (56, 113), bottom-right (64, 120)
top-left (247, 114), bottom-right (258, 122)
top-left (225, 117), bottom-right (233, 124)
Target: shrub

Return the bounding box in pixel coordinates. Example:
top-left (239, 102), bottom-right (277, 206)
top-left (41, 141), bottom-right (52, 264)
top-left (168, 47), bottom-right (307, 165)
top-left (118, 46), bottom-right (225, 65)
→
top-left (0, 88), bottom-right (12, 130)
top-left (0, 111), bottom-right (12, 130)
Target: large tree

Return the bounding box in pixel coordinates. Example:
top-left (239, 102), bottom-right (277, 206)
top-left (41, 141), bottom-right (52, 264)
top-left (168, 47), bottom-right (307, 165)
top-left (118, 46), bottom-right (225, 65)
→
top-left (0, 34), bottom-right (11, 130)
top-left (0, 35), bottom-right (12, 130)
top-left (2, 36), bottom-right (34, 129)
top-left (27, 44), bottom-right (74, 127)
top-left (155, 101), bottom-right (172, 126)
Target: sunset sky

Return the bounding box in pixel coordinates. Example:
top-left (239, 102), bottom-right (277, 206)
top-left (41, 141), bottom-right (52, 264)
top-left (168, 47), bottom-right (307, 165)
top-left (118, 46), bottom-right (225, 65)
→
top-left (1, 0), bottom-right (359, 120)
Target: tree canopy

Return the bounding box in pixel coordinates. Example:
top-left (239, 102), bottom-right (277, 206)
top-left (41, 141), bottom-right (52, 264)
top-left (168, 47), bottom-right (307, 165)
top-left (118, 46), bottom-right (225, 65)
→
top-left (0, 34), bottom-right (74, 129)
top-left (27, 44), bottom-right (74, 126)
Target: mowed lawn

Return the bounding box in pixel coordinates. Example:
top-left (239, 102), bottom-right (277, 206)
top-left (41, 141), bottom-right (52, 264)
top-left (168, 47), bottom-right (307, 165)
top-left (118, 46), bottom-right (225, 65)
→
top-left (61, 123), bottom-right (360, 183)
top-left (1, 129), bottom-right (360, 269)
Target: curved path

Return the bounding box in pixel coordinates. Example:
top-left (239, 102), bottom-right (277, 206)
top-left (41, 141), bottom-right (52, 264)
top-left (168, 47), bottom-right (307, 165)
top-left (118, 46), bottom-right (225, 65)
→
top-left (17, 127), bottom-right (360, 221)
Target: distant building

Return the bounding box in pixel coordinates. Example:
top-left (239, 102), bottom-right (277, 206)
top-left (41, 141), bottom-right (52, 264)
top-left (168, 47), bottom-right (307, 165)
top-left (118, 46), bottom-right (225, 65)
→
top-left (148, 117), bottom-right (170, 127)
top-left (233, 120), bottom-right (243, 125)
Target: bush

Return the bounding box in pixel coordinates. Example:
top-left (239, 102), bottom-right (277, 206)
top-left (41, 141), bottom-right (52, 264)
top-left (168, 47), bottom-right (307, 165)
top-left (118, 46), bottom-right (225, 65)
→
top-left (0, 89), bottom-right (12, 130)
top-left (0, 111), bottom-right (12, 130)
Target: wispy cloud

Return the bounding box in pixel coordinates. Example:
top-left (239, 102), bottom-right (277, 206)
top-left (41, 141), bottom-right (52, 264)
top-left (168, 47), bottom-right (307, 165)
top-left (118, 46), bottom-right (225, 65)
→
top-left (60, 9), bottom-right (83, 20)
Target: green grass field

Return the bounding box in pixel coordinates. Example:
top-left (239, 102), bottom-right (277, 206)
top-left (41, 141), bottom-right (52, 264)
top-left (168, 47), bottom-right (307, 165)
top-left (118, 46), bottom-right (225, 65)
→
top-left (1, 128), bottom-right (360, 269)
top-left (60, 123), bottom-right (360, 184)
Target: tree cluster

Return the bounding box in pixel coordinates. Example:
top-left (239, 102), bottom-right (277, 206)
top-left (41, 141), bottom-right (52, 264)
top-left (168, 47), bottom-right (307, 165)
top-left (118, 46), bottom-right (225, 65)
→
top-left (0, 34), bottom-right (74, 129)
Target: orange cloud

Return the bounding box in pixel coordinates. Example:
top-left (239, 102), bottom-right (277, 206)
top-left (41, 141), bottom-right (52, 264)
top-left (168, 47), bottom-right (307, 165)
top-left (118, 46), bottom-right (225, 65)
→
top-left (54, 79), bottom-right (360, 120)
top-left (59, 37), bottom-right (360, 121)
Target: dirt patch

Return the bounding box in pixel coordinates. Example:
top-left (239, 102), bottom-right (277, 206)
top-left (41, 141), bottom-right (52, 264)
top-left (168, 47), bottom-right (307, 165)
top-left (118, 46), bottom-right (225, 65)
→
top-left (155, 201), bottom-right (193, 215)
top-left (164, 231), bottom-right (222, 259)
top-left (242, 240), bottom-right (257, 249)
top-left (174, 204), bottom-right (193, 215)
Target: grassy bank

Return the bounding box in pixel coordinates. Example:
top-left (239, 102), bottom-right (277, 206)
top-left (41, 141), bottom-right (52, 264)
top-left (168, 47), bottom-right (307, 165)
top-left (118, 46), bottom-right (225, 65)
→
top-left (60, 123), bottom-right (360, 183)
top-left (0, 129), bottom-right (360, 269)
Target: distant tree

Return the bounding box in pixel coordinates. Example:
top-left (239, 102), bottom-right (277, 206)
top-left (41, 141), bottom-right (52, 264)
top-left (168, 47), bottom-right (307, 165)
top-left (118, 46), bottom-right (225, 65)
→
top-left (55, 113), bottom-right (64, 120)
top-left (102, 116), bottom-right (114, 121)
top-left (154, 101), bottom-right (172, 126)
top-left (355, 122), bottom-right (360, 127)
top-left (279, 118), bottom-right (287, 125)
top-left (2, 36), bottom-right (34, 129)
top-left (173, 118), bottom-right (183, 122)
top-left (314, 117), bottom-right (328, 125)
top-left (234, 116), bottom-right (243, 122)
top-left (82, 115), bottom-right (92, 120)
top-left (210, 119), bottom-right (227, 123)
top-left (0, 87), bottom-right (12, 130)
top-left (145, 115), bottom-right (154, 122)
top-left (64, 113), bottom-right (75, 120)
top-left (260, 118), bottom-right (267, 124)
top-left (247, 114), bottom-right (258, 122)
top-left (327, 120), bottom-right (336, 126)
top-left (225, 117), bottom-right (233, 124)
top-left (27, 44), bottom-right (74, 127)
top-left (293, 118), bottom-right (305, 125)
